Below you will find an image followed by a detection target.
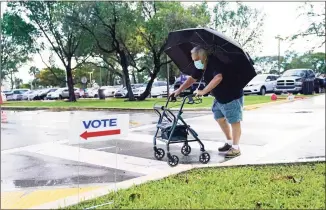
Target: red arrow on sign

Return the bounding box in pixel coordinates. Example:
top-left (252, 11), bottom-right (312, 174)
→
top-left (80, 129), bottom-right (121, 140)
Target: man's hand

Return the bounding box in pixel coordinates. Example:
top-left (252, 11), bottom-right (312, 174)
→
top-left (171, 88), bottom-right (182, 97)
top-left (194, 89), bottom-right (206, 97)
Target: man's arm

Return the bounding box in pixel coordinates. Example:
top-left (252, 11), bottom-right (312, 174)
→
top-left (178, 77), bottom-right (196, 92)
top-left (201, 74), bottom-right (223, 95)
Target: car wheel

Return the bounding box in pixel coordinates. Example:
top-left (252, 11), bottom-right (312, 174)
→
top-left (59, 95), bottom-right (63, 100)
top-left (258, 87), bottom-right (266, 95)
top-left (314, 87), bottom-right (320, 94)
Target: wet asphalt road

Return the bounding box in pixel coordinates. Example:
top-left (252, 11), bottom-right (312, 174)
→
top-left (1, 95), bottom-right (325, 192)
top-left (1, 110), bottom-right (210, 191)
top-left (1, 110), bottom-right (210, 151)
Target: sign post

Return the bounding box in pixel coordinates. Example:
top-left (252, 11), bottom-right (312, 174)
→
top-left (72, 114), bottom-right (129, 144)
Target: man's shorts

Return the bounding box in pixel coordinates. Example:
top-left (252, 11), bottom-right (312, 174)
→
top-left (211, 96), bottom-right (244, 124)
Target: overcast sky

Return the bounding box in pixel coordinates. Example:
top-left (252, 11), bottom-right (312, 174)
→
top-left (1, 2), bottom-right (325, 83)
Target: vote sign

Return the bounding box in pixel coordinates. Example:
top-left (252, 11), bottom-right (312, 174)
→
top-left (76, 114), bottom-right (129, 143)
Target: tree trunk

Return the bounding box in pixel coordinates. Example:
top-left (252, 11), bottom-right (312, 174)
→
top-left (9, 72), bottom-right (14, 90)
top-left (138, 67), bottom-right (159, 101)
top-left (119, 51), bottom-right (135, 101)
top-left (66, 61), bottom-right (76, 102)
top-left (139, 57), bottom-right (161, 100)
top-left (132, 69), bottom-right (137, 84)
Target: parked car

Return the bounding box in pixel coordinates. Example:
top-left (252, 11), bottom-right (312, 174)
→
top-left (244, 74), bottom-right (279, 95)
top-left (100, 86), bottom-right (119, 97)
top-left (114, 84), bottom-right (143, 98)
top-left (1, 91), bottom-right (7, 102)
top-left (133, 81), bottom-right (168, 98)
top-left (173, 75), bottom-right (207, 97)
top-left (37, 88), bottom-right (57, 100)
top-left (22, 90), bottom-right (39, 100)
top-left (2, 90), bottom-right (12, 97)
top-left (11, 89), bottom-right (30, 101)
top-left (48, 87), bottom-right (80, 99)
top-left (315, 74), bottom-right (326, 93)
top-left (3, 91), bottom-right (12, 101)
top-left (274, 69), bottom-right (317, 95)
top-left (161, 85), bottom-right (175, 98)
top-left (84, 87), bottom-right (99, 98)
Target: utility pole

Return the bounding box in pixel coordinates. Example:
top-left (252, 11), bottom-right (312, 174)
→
top-left (275, 35), bottom-right (283, 75)
top-left (166, 55), bottom-right (170, 97)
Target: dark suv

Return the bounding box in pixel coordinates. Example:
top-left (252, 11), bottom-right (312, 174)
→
top-left (274, 69), bottom-right (320, 94)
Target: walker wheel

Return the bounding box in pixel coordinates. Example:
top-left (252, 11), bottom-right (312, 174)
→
top-left (167, 155), bottom-right (179, 167)
top-left (181, 145), bottom-right (191, 156)
top-left (199, 152), bottom-right (210, 164)
top-left (154, 148), bottom-right (165, 160)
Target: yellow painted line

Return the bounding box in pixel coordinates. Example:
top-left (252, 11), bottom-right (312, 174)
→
top-left (1, 191), bottom-right (25, 209)
top-left (1, 186), bottom-right (100, 209)
top-left (129, 121), bottom-right (140, 125)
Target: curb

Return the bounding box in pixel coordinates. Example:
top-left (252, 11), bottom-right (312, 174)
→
top-left (0, 97), bottom-right (305, 112)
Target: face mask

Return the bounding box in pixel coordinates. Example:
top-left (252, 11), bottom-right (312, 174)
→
top-left (194, 60), bottom-right (204, 70)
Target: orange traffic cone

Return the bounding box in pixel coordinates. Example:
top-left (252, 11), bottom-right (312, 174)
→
top-left (0, 92), bottom-right (7, 123)
top-left (1, 111), bottom-right (7, 123)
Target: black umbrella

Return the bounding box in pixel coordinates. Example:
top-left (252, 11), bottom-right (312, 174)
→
top-left (164, 28), bottom-right (257, 90)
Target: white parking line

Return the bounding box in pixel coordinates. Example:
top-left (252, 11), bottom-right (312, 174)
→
top-left (96, 146), bottom-right (116, 151)
top-left (29, 143), bottom-right (179, 175)
top-left (1, 140), bottom-right (69, 155)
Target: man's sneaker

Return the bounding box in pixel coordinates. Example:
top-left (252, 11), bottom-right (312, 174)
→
top-left (218, 143), bottom-right (232, 152)
top-left (225, 148), bottom-right (241, 158)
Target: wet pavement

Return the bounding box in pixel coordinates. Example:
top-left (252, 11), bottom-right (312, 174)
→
top-left (1, 95), bottom-right (325, 209)
top-left (1, 110), bottom-right (211, 192)
top-left (1, 110), bottom-right (210, 151)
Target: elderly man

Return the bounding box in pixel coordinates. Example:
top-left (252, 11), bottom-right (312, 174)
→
top-left (171, 46), bottom-right (244, 158)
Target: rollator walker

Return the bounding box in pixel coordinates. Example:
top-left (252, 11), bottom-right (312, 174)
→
top-left (152, 93), bottom-right (210, 167)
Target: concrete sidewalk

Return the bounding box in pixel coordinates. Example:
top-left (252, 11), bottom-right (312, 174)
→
top-left (2, 95), bottom-right (325, 209)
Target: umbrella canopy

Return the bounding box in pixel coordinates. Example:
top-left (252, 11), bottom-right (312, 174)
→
top-left (164, 28), bottom-right (257, 90)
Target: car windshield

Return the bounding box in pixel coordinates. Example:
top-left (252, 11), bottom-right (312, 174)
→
top-left (19, 90), bottom-right (28, 93)
top-left (251, 75), bottom-right (267, 82)
top-left (132, 84), bottom-right (143, 89)
top-left (55, 89), bottom-right (64, 93)
top-left (282, 70), bottom-right (305, 77)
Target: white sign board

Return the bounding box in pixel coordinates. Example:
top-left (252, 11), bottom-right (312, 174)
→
top-left (81, 76), bottom-right (87, 84)
top-left (72, 114), bottom-right (129, 144)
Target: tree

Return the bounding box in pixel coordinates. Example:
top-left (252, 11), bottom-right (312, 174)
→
top-left (14, 78), bottom-right (23, 89)
top-left (37, 67), bottom-right (66, 87)
top-left (71, 2), bottom-right (141, 101)
top-left (253, 51), bottom-right (299, 74)
top-left (285, 52), bottom-right (325, 73)
top-left (135, 2), bottom-right (211, 100)
top-left (290, 2), bottom-right (325, 49)
top-left (8, 1), bottom-right (94, 101)
top-left (29, 66), bottom-right (40, 89)
top-left (1, 12), bottom-right (37, 82)
top-left (212, 2), bottom-right (266, 55)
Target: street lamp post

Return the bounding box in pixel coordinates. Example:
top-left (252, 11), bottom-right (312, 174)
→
top-left (275, 35), bottom-right (283, 75)
top-left (166, 55), bottom-right (170, 97)
top-left (88, 72), bottom-right (93, 87)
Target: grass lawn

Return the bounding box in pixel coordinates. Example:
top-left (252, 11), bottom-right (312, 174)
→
top-left (3, 95), bottom-right (274, 109)
top-left (64, 162), bottom-right (325, 209)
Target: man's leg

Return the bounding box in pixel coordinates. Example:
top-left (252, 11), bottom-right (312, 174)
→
top-left (223, 97), bottom-right (244, 158)
top-left (216, 118), bottom-right (232, 141)
top-left (231, 121), bottom-right (241, 147)
top-left (212, 100), bottom-right (232, 152)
